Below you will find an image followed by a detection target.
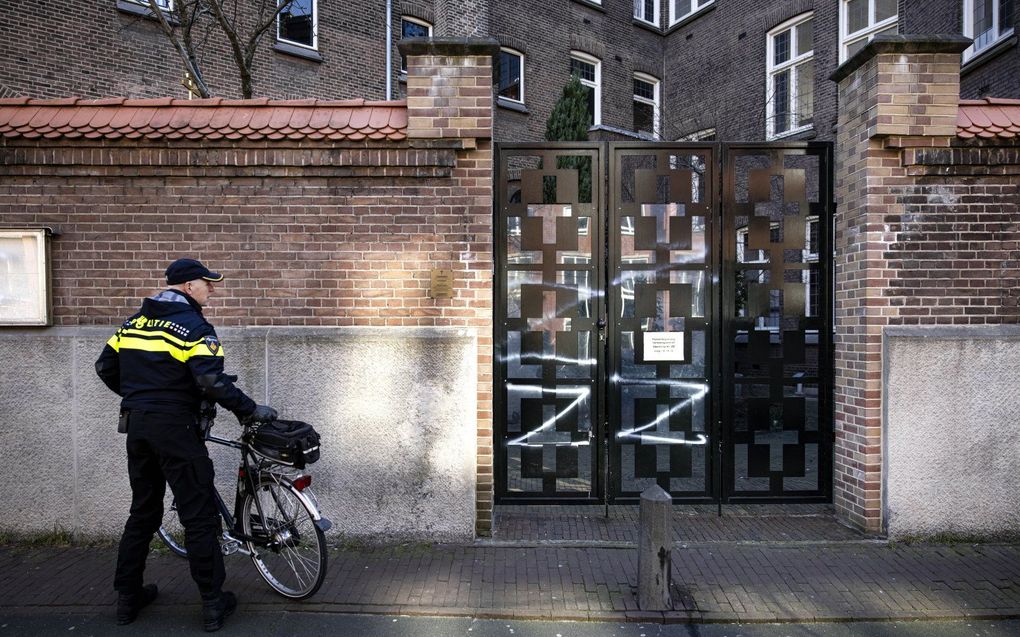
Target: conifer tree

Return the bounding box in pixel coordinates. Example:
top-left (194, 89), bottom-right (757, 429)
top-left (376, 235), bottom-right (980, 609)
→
top-left (543, 75), bottom-right (592, 203)
top-left (544, 74), bottom-right (591, 142)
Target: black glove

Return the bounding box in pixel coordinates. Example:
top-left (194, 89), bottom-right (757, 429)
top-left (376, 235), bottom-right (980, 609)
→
top-left (242, 404), bottom-right (278, 424)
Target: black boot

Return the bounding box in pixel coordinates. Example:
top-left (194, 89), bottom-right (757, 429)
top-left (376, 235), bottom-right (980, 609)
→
top-left (116, 583), bottom-right (158, 625)
top-left (201, 591), bottom-right (237, 632)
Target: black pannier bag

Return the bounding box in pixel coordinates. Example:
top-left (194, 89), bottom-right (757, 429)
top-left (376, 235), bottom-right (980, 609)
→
top-left (251, 420), bottom-right (321, 469)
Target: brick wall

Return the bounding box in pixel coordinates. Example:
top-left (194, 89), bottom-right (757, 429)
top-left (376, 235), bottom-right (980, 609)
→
top-left (899, 0), bottom-right (960, 34)
top-left (831, 35), bottom-right (1020, 533)
top-left (0, 40), bottom-right (500, 536)
top-left (0, 143), bottom-right (490, 327)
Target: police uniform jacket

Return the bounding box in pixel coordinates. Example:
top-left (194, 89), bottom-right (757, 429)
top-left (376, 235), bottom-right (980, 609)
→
top-left (95, 289), bottom-right (256, 417)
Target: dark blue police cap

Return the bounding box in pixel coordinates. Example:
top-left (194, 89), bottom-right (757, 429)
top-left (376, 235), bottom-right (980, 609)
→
top-left (165, 258), bottom-right (224, 285)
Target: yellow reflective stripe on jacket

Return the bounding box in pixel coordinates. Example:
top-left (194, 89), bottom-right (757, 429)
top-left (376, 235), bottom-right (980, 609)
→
top-left (106, 332), bottom-right (121, 352)
top-left (117, 333), bottom-right (225, 362)
top-left (121, 327), bottom-right (224, 358)
top-left (121, 327), bottom-right (191, 348)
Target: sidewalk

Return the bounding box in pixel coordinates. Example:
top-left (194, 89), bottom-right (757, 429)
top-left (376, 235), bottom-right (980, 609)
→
top-left (2, 506), bottom-right (1019, 624)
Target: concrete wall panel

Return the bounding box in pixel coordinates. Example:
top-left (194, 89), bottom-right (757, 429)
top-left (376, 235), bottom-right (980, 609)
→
top-left (72, 329), bottom-right (132, 535)
top-left (884, 327), bottom-right (1020, 538)
top-left (0, 327), bottom-right (477, 542)
top-left (0, 332), bottom-right (77, 534)
top-left (264, 327), bottom-right (478, 541)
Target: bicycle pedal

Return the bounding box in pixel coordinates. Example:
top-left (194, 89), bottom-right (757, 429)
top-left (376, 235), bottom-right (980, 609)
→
top-left (220, 532), bottom-right (242, 556)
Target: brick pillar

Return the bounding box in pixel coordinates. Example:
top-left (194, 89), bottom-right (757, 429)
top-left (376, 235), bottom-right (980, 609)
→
top-left (399, 37), bottom-right (500, 536)
top-left (830, 35), bottom-right (970, 533)
top-left (400, 38), bottom-right (499, 141)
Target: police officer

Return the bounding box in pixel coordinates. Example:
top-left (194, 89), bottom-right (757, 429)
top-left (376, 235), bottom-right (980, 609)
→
top-left (95, 258), bottom-right (277, 632)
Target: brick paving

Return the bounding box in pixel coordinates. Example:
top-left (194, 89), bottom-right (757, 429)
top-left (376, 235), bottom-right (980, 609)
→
top-left (492, 504), bottom-right (869, 544)
top-left (1, 508), bottom-right (1018, 623)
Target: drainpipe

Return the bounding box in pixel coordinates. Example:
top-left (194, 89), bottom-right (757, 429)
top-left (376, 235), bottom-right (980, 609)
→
top-left (385, 0), bottom-right (393, 100)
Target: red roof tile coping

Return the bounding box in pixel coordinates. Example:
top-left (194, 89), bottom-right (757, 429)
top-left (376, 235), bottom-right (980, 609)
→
top-left (958, 97), bottom-right (1020, 140)
top-left (0, 97), bottom-right (408, 142)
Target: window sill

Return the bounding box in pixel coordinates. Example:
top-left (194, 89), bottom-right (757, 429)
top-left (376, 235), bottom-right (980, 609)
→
top-left (116, 0), bottom-right (178, 25)
top-left (497, 97), bottom-right (528, 113)
top-left (962, 32), bottom-right (1016, 75)
top-left (272, 41), bottom-right (322, 63)
top-left (570, 0), bottom-right (606, 13)
top-left (766, 124), bottom-right (815, 141)
top-left (633, 18), bottom-right (663, 35)
top-left (666, 2), bottom-right (716, 33)
top-left (588, 123), bottom-right (656, 140)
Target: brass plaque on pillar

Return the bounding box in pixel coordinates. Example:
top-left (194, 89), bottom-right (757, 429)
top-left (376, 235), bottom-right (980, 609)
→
top-left (430, 269), bottom-right (454, 298)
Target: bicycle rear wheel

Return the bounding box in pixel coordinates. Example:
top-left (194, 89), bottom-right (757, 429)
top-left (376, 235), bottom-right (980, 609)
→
top-left (241, 479), bottom-right (327, 599)
top-left (156, 498), bottom-right (188, 558)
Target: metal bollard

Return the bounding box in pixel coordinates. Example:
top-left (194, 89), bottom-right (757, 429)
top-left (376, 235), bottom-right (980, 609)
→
top-left (637, 484), bottom-right (673, 611)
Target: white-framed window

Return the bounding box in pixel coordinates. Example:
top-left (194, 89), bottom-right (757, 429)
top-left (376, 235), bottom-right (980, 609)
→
top-left (570, 52), bottom-right (601, 127)
top-left (400, 16), bottom-right (432, 73)
top-left (0, 229), bottom-right (51, 326)
top-left (634, 0), bottom-right (660, 27)
top-left (633, 73), bottom-right (660, 138)
top-left (277, 0), bottom-right (317, 50)
top-left (766, 13), bottom-right (814, 139)
top-left (670, 0), bottom-right (714, 26)
top-left (123, 0), bottom-right (172, 10)
top-left (963, 0), bottom-right (1016, 62)
top-left (498, 48), bottom-right (525, 104)
top-left (839, 0), bottom-right (897, 62)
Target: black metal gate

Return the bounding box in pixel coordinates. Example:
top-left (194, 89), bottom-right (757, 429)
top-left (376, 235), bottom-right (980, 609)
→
top-left (495, 142), bottom-right (832, 504)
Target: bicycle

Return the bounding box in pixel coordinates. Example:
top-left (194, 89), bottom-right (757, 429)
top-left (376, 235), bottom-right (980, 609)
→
top-left (156, 411), bottom-right (331, 600)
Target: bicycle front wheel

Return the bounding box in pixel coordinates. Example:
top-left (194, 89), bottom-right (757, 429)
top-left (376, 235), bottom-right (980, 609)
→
top-left (241, 479), bottom-right (327, 599)
top-left (156, 498), bottom-right (188, 558)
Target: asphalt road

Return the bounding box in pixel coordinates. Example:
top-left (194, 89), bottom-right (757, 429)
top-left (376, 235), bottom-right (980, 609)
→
top-left (1, 611), bottom-right (1018, 637)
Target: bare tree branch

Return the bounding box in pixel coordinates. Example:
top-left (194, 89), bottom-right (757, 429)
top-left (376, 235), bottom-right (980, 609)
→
top-left (202, 0), bottom-right (296, 98)
top-left (144, 0), bottom-right (211, 98)
top-left (140, 0), bottom-right (298, 99)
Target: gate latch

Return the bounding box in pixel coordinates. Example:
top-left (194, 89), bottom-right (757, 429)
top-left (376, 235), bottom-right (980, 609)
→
top-left (596, 318), bottom-right (607, 342)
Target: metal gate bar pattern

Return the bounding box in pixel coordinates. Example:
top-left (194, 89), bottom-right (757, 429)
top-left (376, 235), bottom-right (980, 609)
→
top-left (722, 146), bottom-right (832, 501)
top-left (495, 142), bottom-right (832, 504)
top-left (497, 145), bottom-right (603, 500)
top-left (607, 145), bottom-right (716, 500)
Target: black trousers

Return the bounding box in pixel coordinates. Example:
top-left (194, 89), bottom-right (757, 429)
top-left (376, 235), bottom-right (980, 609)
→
top-left (114, 410), bottom-right (225, 598)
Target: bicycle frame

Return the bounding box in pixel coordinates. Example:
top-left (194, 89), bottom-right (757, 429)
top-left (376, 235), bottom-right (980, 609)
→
top-left (203, 429), bottom-right (331, 553)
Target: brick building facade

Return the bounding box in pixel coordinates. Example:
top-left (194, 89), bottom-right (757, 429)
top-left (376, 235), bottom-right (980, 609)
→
top-left (1, 2), bottom-right (1017, 144)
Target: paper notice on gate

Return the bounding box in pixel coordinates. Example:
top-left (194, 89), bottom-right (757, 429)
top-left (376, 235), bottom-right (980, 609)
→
top-left (643, 332), bottom-right (684, 362)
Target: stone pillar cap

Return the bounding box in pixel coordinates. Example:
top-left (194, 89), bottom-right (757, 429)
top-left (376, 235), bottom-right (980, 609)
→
top-left (831, 34), bottom-right (972, 83)
top-left (398, 37), bottom-right (500, 58)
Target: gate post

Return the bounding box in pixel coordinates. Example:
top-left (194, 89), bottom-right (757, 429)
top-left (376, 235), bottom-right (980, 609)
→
top-left (830, 35), bottom-right (971, 534)
top-left (399, 36), bottom-right (500, 536)
top-left (638, 485), bottom-right (673, 610)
